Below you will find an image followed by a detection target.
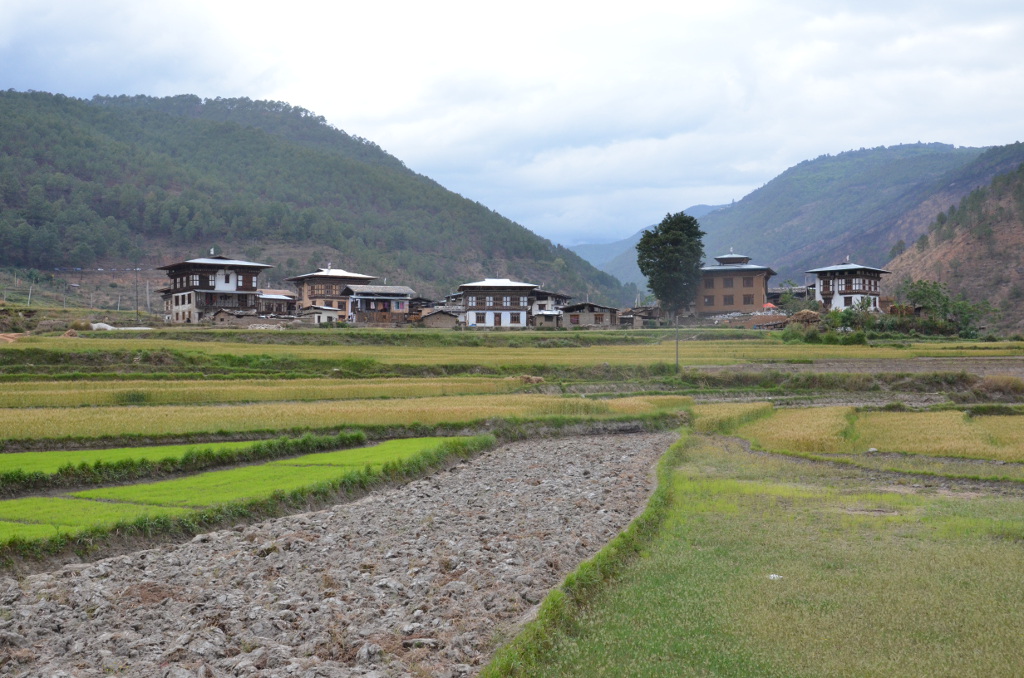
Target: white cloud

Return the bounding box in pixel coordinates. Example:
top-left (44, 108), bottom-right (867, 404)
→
top-left (2, 0), bottom-right (1023, 244)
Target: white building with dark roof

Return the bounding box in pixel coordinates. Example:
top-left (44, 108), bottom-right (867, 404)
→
top-left (458, 278), bottom-right (537, 328)
top-left (806, 262), bottom-right (890, 311)
top-left (157, 255), bottom-right (272, 323)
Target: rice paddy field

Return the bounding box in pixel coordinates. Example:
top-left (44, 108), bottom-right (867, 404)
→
top-left (0, 393), bottom-right (692, 440)
top-left (0, 437), bottom-right (468, 542)
top-left (9, 333), bottom-right (1024, 367)
top-left (526, 434), bottom-right (1024, 677)
top-left (0, 377), bottom-right (521, 408)
top-left (6, 327), bottom-right (1024, 674)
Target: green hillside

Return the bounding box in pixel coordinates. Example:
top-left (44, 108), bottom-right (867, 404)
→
top-left (0, 91), bottom-right (635, 304)
top-left (578, 144), bottom-right (1024, 288)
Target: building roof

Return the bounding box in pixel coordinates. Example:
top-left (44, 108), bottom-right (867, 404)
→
top-left (157, 256), bottom-right (272, 270)
top-left (284, 267), bottom-right (377, 282)
top-left (805, 263), bottom-right (891, 274)
top-left (344, 285), bottom-right (416, 296)
top-left (561, 302), bottom-right (619, 313)
top-left (458, 278), bottom-right (537, 290)
top-left (257, 288), bottom-right (297, 298)
top-left (701, 263), bottom-right (776, 274)
top-left (423, 309), bottom-right (459, 318)
top-left (532, 288), bottom-right (572, 299)
top-left (257, 293), bottom-right (295, 301)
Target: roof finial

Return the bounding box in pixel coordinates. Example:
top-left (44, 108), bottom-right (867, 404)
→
top-left (729, 246), bottom-right (734, 254)
top-left (845, 254), bottom-right (850, 263)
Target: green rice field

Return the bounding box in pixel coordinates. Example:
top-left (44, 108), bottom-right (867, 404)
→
top-left (0, 437), bottom-right (466, 542)
top-left (0, 441), bottom-right (256, 475)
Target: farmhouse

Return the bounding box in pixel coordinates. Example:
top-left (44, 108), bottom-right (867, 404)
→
top-left (157, 255), bottom-right (272, 324)
top-left (530, 289), bottom-right (572, 315)
top-left (561, 302), bottom-right (619, 327)
top-left (285, 267), bottom-right (377, 317)
top-left (459, 278), bottom-right (537, 328)
top-left (806, 261), bottom-right (890, 311)
top-left (256, 288), bottom-right (298, 316)
top-left (344, 285), bottom-right (416, 323)
top-left (695, 251), bottom-right (776, 316)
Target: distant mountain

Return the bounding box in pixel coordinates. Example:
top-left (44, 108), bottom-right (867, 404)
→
top-left (574, 143), bottom-right (1024, 290)
top-left (569, 204), bottom-right (729, 276)
top-left (886, 159), bottom-right (1024, 331)
top-left (0, 91), bottom-right (636, 305)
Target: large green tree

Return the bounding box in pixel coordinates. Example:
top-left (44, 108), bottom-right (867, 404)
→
top-left (636, 211), bottom-right (705, 318)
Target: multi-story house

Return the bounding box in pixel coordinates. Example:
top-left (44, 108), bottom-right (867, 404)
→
top-left (459, 278), bottom-right (537, 328)
top-left (158, 255), bottom-right (272, 323)
top-left (284, 267), bottom-right (377, 318)
top-left (695, 251), bottom-right (776, 316)
top-left (806, 261), bottom-right (890, 311)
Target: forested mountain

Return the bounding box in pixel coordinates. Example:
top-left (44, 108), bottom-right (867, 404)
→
top-left (0, 91), bottom-right (635, 304)
top-left (574, 143), bottom-right (1024, 289)
top-left (886, 160), bottom-right (1024, 331)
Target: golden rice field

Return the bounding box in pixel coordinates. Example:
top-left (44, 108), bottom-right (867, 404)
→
top-left (689, 401), bottom-right (775, 433)
top-left (0, 377), bottom-right (521, 408)
top-left (12, 335), bottom-right (1024, 366)
top-left (730, 406), bottom-right (1024, 464)
top-left (733, 406), bottom-right (854, 454)
top-left (0, 394), bottom-right (692, 440)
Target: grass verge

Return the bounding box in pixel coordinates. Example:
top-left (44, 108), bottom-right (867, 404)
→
top-left (481, 429), bottom-right (689, 676)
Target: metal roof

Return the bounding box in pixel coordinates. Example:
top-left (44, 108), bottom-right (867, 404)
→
top-left (285, 268), bottom-right (377, 281)
top-left (345, 285), bottom-right (416, 296)
top-left (805, 263), bottom-right (891, 274)
top-left (458, 278), bottom-right (537, 289)
top-left (158, 256), bottom-right (272, 270)
top-left (701, 263), bottom-right (776, 274)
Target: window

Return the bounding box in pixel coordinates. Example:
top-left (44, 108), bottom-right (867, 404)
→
top-left (723, 295), bottom-right (734, 306)
top-left (510, 312), bottom-right (521, 324)
top-left (594, 314), bottom-right (604, 324)
top-left (704, 278), bottom-right (715, 289)
top-left (743, 294), bottom-right (754, 305)
top-left (520, 296), bottom-right (528, 307)
top-left (485, 296), bottom-right (493, 307)
top-left (743, 277), bottom-right (754, 287)
top-left (723, 278), bottom-right (734, 288)
top-left (189, 274), bottom-right (200, 287)
top-left (224, 273), bottom-right (231, 284)
top-left (844, 296), bottom-right (853, 307)
top-left (703, 296), bottom-right (714, 306)
top-left (569, 314), bottom-right (580, 325)
top-left (475, 312), bottom-right (486, 323)
top-left (468, 295), bottom-right (477, 307)
top-left (502, 295), bottom-right (511, 306)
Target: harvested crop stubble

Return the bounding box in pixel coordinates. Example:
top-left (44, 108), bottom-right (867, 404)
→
top-left (0, 394), bottom-right (691, 440)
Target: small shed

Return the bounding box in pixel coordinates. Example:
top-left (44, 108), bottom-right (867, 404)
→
top-left (561, 302), bottom-right (619, 327)
top-left (421, 309), bottom-right (460, 329)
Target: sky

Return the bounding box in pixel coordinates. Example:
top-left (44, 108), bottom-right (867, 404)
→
top-left (2, 1), bottom-right (1022, 246)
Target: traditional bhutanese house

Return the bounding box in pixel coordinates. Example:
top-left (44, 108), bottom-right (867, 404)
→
top-left (530, 289), bottom-right (572, 315)
top-left (561, 302), bottom-right (619, 327)
top-left (695, 251), bottom-right (776, 316)
top-left (284, 267), bottom-right (377, 317)
top-left (157, 255), bottom-right (272, 324)
top-left (256, 288), bottom-right (298, 316)
top-left (407, 297), bottom-right (435, 322)
top-left (343, 285), bottom-right (416, 323)
top-left (806, 262), bottom-right (890, 312)
top-left (459, 278), bottom-right (537, 328)
top-left (421, 309), bottom-right (460, 329)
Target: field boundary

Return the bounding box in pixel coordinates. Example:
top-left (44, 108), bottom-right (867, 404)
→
top-left (480, 428), bottom-right (689, 676)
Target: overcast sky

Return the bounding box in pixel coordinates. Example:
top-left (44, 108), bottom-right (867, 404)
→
top-left (2, 1), bottom-right (1022, 245)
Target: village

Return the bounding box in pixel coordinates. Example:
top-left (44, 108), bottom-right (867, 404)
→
top-left (157, 251), bottom-right (891, 329)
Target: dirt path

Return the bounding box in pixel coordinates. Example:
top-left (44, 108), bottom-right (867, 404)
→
top-left (0, 333), bottom-right (21, 344)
